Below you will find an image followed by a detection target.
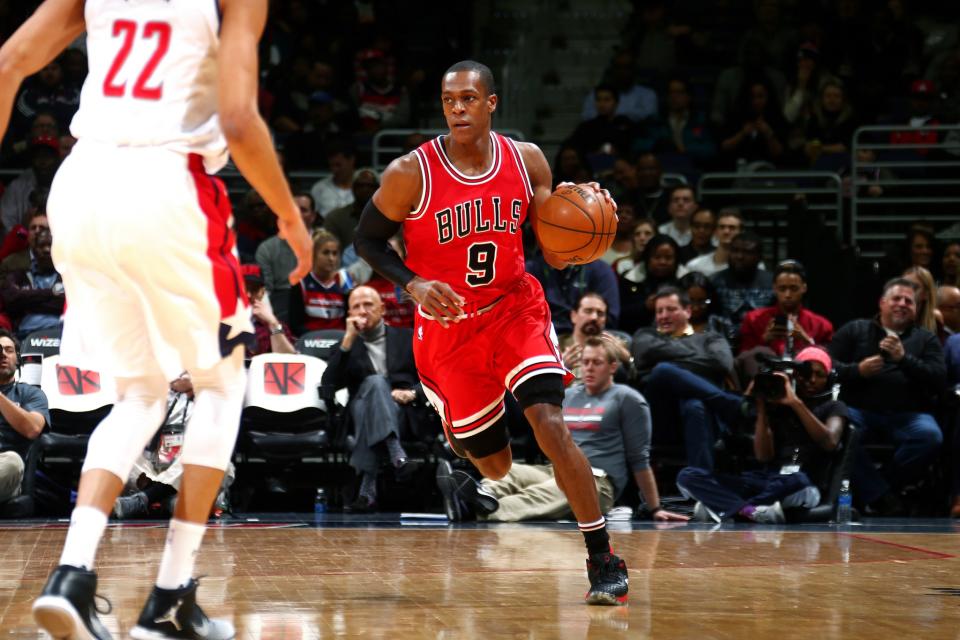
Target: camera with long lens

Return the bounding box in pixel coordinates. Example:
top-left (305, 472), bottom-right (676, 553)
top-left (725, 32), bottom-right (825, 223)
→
top-left (753, 355), bottom-right (813, 401)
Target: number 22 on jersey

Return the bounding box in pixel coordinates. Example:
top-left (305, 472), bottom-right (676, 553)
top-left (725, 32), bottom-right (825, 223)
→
top-left (102, 20), bottom-right (171, 100)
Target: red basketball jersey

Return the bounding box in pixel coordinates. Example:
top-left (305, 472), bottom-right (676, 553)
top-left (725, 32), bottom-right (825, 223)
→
top-left (404, 132), bottom-right (534, 309)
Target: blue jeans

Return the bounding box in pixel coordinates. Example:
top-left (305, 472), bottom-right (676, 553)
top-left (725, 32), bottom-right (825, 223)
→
top-left (676, 466), bottom-right (814, 519)
top-left (847, 407), bottom-right (943, 504)
top-left (642, 363), bottom-right (747, 470)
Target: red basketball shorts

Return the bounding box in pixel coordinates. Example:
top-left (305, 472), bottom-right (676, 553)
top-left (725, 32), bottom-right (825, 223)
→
top-left (414, 273), bottom-right (570, 441)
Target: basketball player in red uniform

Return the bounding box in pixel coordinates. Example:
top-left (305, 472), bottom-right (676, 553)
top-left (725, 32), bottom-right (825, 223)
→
top-left (355, 61), bottom-right (629, 605)
top-left (0, 1), bottom-right (311, 638)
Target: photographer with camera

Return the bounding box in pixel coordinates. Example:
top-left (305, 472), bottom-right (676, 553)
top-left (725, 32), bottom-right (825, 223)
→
top-left (676, 347), bottom-right (846, 523)
top-left (829, 278), bottom-right (945, 515)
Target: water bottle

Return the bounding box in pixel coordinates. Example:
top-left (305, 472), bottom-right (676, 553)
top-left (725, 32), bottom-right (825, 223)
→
top-left (314, 487), bottom-right (327, 515)
top-left (836, 479), bottom-right (852, 524)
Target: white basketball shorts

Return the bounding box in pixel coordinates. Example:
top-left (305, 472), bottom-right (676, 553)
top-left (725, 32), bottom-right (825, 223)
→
top-left (47, 140), bottom-right (252, 381)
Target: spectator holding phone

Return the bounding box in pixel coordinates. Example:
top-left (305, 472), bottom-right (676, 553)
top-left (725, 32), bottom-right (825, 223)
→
top-left (738, 261), bottom-right (833, 380)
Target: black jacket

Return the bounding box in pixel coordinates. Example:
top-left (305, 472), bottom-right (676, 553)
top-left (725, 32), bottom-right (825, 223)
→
top-left (829, 318), bottom-right (945, 413)
top-left (321, 325), bottom-right (422, 401)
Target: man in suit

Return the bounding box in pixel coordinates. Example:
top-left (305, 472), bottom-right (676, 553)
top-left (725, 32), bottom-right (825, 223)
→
top-left (321, 286), bottom-right (429, 511)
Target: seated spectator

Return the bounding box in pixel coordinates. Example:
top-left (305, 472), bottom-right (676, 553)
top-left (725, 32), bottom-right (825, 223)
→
top-left (618, 234), bottom-right (684, 334)
top-left (685, 207), bottom-right (745, 277)
top-left (677, 207), bottom-right (717, 265)
top-left (581, 51), bottom-right (657, 123)
top-left (680, 271), bottom-right (734, 340)
top-left (632, 286), bottom-right (734, 386)
top-left (310, 139), bottom-right (357, 218)
top-left (782, 43), bottom-right (827, 128)
top-left (600, 203), bottom-right (637, 266)
top-left (0, 137), bottom-right (60, 237)
top-left (633, 76), bottom-right (716, 167)
top-left (112, 374), bottom-right (233, 519)
top-left (937, 285), bottom-right (960, 337)
top-left (719, 80), bottom-right (787, 167)
top-left (0, 329), bottom-right (48, 506)
top-left (888, 80), bottom-right (941, 154)
top-left (903, 227), bottom-right (935, 273)
top-left (677, 347), bottom-right (846, 523)
top-left (634, 287), bottom-right (736, 470)
top-left (235, 189), bottom-right (277, 263)
top-left (634, 153), bottom-right (670, 223)
top-left (658, 185), bottom-right (697, 245)
top-left (255, 192), bottom-right (320, 324)
top-left (351, 53), bottom-right (410, 134)
top-left (323, 168), bottom-right (379, 260)
top-left (558, 293), bottom-right (624, 383)
top-left (439, 337), bottom-right (687, 523)
top-left (242, 264), bottom-right (296, 358)
top-left (943, 329), bottom-right (960, 518)
top-left (0, 207), bottom-right (48, 283)
top-left (566, 84), bottom-right (637, 160)
top-left (739, 260), bottom-right (834, 359)
top-left (321, 286), bottom-right (426, 512)
top-left (612, 217), bottom-right (656, 278)
top-left (711, 232), bottom-right (774, 328)
top-left (802, 80), bottom-right (857, 166)
top-left (1, 230), bottom-right (64, 340)
top-left (2, 111), bottom-right (60, 167)
top-left (902, 266), bottom-right (939, 335)
top-left (288, 230), bottom-right (355, 335)
top-left (940, 241), bottom-right (960, 288)
top-left (527, 253), bottom-right (620, 334)
top-left (829, 278), bottom-right (946, 515)
top-left (710, 35), bottom-right (786, 129)
top-left (553, 145), bottom-right (593, 188)
top-left (281, 91), bottom-right (342, 172)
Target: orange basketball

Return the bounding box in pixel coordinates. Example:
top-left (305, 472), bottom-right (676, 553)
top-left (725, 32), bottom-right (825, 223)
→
top-left (537, 184), bottom-right (617, 264)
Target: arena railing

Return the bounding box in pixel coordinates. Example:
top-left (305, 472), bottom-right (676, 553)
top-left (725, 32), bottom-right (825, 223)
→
top-left (697, 170), bottom-right (843, 262)
top-left (851, 124), bottom-right (960, 257)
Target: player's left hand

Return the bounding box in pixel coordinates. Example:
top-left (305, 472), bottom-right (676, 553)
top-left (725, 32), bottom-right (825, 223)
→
top-left (559, 181), bottom-right (618, 216)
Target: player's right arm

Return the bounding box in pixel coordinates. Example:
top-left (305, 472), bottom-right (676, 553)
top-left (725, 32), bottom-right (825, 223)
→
top-left (355, 154), bottom-right (464, 327)
top-left (0, 0), bottom-right (85, 142)
top-left (218, 0), bottom-right (310, 285)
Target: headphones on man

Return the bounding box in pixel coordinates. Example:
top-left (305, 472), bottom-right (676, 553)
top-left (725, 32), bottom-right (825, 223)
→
top-left (0, 328), bottom-right (22, 369)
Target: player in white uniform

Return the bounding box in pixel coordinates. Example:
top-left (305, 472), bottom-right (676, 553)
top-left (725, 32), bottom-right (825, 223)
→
top-left (0, 1), bottom-right (312, 639)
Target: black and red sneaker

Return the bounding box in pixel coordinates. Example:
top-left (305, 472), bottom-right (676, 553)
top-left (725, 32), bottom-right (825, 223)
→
top-left (585, 552), bottom-right (629, 606)
top-left (441, 420), bottom-right (468, 459)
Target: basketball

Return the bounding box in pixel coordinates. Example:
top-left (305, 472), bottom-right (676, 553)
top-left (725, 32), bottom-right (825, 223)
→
top-left (537, 184), bottom-right (618, 264)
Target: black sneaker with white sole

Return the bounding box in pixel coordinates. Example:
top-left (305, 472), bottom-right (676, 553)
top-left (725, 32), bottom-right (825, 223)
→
top-left (130, 579), bottom-right (234, 640)
top-left (435, 459), bottom-right (462, 522)
top-left (450, 470), bottom-right (499, 516)
top-left (33, 565), bottom-right (113, 640)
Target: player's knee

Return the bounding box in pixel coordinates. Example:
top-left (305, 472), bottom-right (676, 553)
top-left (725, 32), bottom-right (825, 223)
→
top-left (513, 374), bottom-right (565, 411)
top-left (473, 447), bottom-right (512, 480)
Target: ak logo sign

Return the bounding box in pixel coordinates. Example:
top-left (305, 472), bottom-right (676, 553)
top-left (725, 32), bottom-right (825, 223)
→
top-left (56, 365), bottom-right (102, 395)
top-left (263, 362), bottom-right (306, 395)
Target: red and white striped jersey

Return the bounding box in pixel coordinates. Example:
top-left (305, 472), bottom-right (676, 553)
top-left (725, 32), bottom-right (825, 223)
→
top-left (404, 132), bottom-right (534, 309)
top-left (70, 0), bottom-right (227, 172)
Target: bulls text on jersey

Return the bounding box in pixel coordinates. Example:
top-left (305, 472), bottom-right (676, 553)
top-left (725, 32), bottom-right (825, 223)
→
top-left (434, 197), bottom-right (522, 244)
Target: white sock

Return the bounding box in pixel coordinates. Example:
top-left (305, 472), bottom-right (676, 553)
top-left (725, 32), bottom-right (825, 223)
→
top-left (59, 506), bottom-right (108, 570)
top-left (155, 519), bottom-right (206, 590)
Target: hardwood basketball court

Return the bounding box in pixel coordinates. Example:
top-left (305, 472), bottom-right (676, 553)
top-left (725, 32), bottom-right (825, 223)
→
top-left (2, 516), bottom-right (958, 638)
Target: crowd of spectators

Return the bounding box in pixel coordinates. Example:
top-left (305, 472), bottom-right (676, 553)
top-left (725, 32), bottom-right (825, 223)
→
top-left (1, 1), bottom-right (959, 521)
